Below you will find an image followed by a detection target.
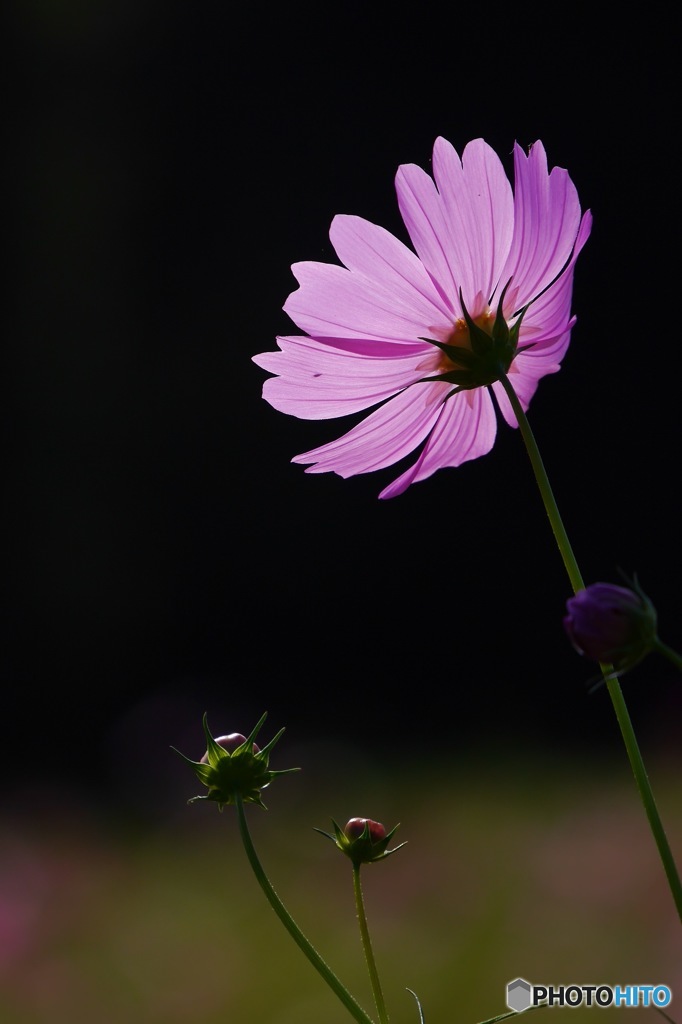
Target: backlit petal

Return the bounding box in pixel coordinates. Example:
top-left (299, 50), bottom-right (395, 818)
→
top-left (284, 216), bottom-right (452, 342)
top-left (253, 335), bottom-right (432, 419)
top-left (379, 388), bottom-right (497, 498)
top-left (396, 138), bottom-right (514, 314)
top-left (292, 383), bottom-right (449, 477)
top-left (498, 142), bottom-right (584, 307)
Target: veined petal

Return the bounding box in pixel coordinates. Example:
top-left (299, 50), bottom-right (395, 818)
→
top-left (284, 216), bottom-right (453, 342)
top-left (431, 137), bottom-right (514, 306)
top-left (253, 335), bottom-right (432, 419)
top-left (329, 215), bottom-right (453, 321)
top-left (494, 317), bottom-right (573, 430)
top-left (498, 142), bottom-right (584, 308)
top-left (379, 388), bottom-right (497, 499)
top-left (396, 137), bottom-right (514, 314)
top-left (292, 383), bottom-right (450, 477)
top-left (495, 207), bottom-right (593, 428)
top-left (494, 280), bottom-right (580, 429)
top-left (394, 162), bottom-right (456, 308)
top-left (492, 362), bottom-right (550, 427)
top-left (515, 208), bottom-right (592, 349)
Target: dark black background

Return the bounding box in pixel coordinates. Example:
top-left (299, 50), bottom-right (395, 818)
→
top-left (6, 4), bottom-right (681, 800)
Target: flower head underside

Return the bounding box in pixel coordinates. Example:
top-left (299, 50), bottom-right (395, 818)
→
top-left (253, 137), bottom-right (592, 498)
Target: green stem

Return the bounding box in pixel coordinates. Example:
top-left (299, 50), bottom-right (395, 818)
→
top-left (498, 374), bottom-right (682, 923)
top-left (235, 796), bottom-right (376, 1024)
top-left (602, 675), bottom-right (682, 919)
top-left (497, 375), bottom-right (584, 593)
top-left (352, 863), bottom-right (390, 1024)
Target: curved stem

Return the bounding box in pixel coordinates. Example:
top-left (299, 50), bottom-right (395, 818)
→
top-left (235, 796), bottom-right (376, 1024)
top-left (498, 375), bottom-right (682, 922)
top-left (352, 863), bottom-right (390, 1024)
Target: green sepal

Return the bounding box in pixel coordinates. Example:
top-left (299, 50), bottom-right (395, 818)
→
top-left (418, 282), bottom-right (528, 393)
top-left (458, 293), bottom-right (495, 357)
top-left (418, 337), bottom-right (478, 368)
top-left (172, 747), bottom-right (216, 787)
top-left (172, 712), bottom-right (300, 812)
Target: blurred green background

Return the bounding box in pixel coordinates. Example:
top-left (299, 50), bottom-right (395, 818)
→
top-left (2, 740), bottom-right (680, 1023)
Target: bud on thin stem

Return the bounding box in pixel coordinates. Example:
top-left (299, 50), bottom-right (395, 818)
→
top-left (234, 795), bottom-right (377, 1024)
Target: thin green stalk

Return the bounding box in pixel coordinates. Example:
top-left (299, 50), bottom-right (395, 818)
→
top-left (352, 863), bottom-right (390, 1024)
top-left (602, 674), bottom-right (682, 919)
top-left (235, 796), bottom-right (376, 1024)
top-left (497, 375), bottom-right (584, 593)
top-left (498, 374), bottom-right (682, 922)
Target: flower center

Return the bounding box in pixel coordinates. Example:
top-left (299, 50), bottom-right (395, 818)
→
top-left (418, 282), bottom-right (528, 394)
top-left (437, 310), bottom-right (496, 373)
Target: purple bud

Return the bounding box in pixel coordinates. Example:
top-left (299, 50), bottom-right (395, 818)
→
top-left (344, 818), bottom-right (387, 843)
top-left (563, 581), bottom-right (657, 672)
top-left (200, 733), bottom-right (261, 763)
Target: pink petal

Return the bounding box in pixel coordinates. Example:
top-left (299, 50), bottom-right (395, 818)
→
top-left (498, 141), bottom-right (584, 307)
top-left (283, 215), bottom-right (451, 342)
top-left (431, 138), bottom-right (515, 306)
top-left (396, 138), bottom-right (514, 315)
top-left (329, 215), bottom-right (452, 321)
top-left (491, 364), bottom-right (546, 426)
top-left (379, 387), bottom-right (497, 498)
top-left (292, 382), bottom-right (450, 477)
top-left (493, 207), bottom-right (593, 428)
top-left (253, 335), bottom-right (433, 419)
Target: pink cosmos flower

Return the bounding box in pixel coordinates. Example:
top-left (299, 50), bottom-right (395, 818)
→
top-left (253, 137), bottom-right (592, 499)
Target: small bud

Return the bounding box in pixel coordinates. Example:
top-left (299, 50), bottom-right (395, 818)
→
top-left (315, 816), bottom-right (406, 866)
top-left (200, 734), bottom-right (260, 761)
top-left (344, 818), bottom-right (387, 843)
top-left (172, 712), bottom-right (299, 810)
top-left (563, 576), bottom-right (658, 676)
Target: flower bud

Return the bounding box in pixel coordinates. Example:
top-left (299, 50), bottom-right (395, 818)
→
top-left (563, 577), bottom-right (658, 675)
top-left (173, 712), bottom-right (299, 810)
top-left (344, 818), bottom-right (387, 843)
top-left (315, 816), bottom-right (406, 866)
top-left (200, 734), bottom-right (260, 761)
